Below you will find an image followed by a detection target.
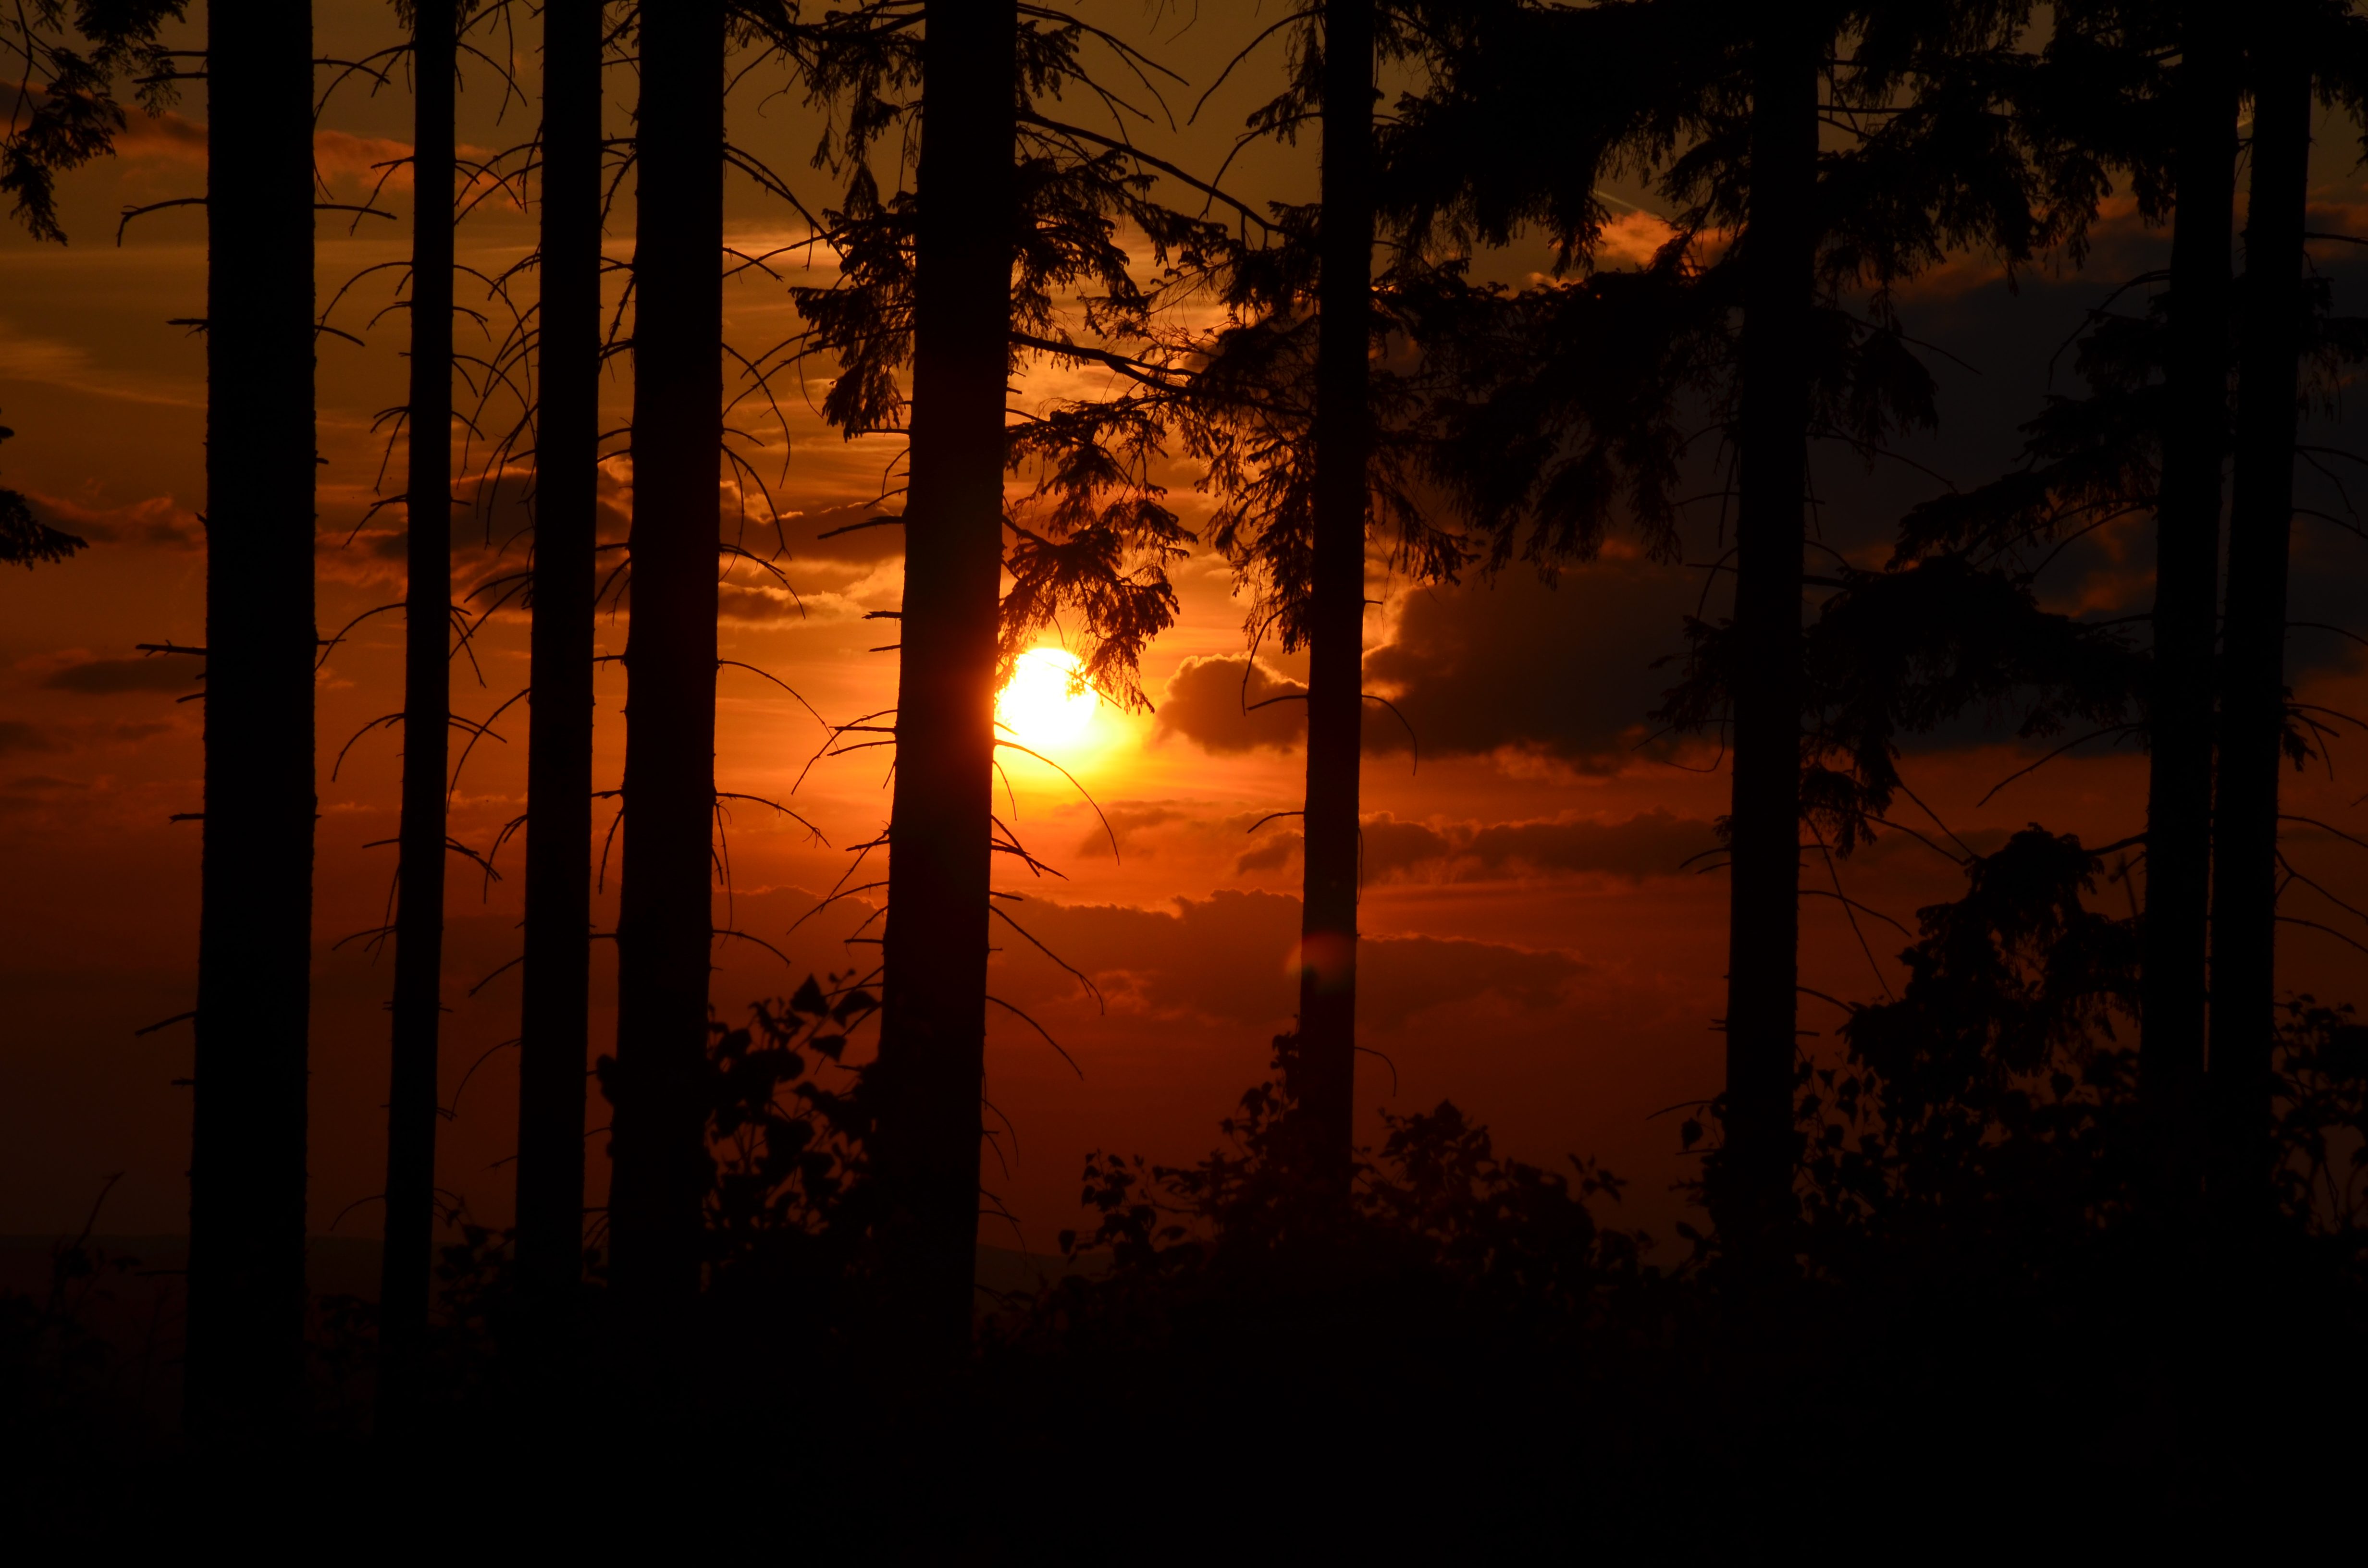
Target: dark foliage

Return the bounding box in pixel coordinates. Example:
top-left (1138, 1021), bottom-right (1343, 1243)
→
top-left (1660, 555), bottom-right (2142, 853)
top-left (780, 2), bottom-right (1223, 706)
top-left (0, 1), bottom-right (186, 243)
top-left (0, 419), bottom-right (87, 567)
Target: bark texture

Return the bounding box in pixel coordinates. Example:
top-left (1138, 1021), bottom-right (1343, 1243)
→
top-left (185, 0), bottom-right (316, 1434)
top-left (609, 0), bottom-right (724, 1321)
top-left (1293, 0), bottom-right (1376, 1181)
top-left (2209, 16), bottom-right (2312, 1221)
top-left (516, 0), bottom-right (603, 1315)
top-left (379, 0), bottom-right (456, 1423)
top-left (2141, 3), bottom-right (2240, 1203)
top-left (1716, 16), bottom-right (1820, 1255)
top-left (873, 0), bottom-right (1017, 1357)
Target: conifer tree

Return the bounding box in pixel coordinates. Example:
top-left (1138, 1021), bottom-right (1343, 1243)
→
top-left (1716, 8), bottom-right (1824, 1260)
top-left (608, 0), bottom-right (727, 1323)
top-left (2138, 0), bottom-right (2242, 1207)
top-left (1394, 0), bottom-right (2069, 1253)
top-left (378, 0), bottom-right (457, 1426)
top-left (789, 0), bottom-right (1209, 1345)
top-left (187, 0), bottom-right (318, 1433)
top-left (1, 0), bottom-right (186, 243)
top-left (1, 2), bottom-right (192, 574)
top-left (2209, 4), bottom-right (2316, 1221)
top-left (1160, 1), bottom-right (1475, 1184)
top-left (516, 0), bottom-right (604, 1328)
top-left (1292, 0), bottom-right (1378, 1185)
top-left (867, 0), bottom-right (1019, 1354)
top-left (0, 421), bottom-right (87, 567)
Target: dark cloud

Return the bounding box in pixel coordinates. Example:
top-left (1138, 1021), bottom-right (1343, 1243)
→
top-left (24, 493), bottom-right (201, 552)
top-left (1154, 655), bottom-right (1308, 754)
top-left (1236, 809), bottom-right (1719, 883)
top-left (999, 889), bottom-right (1584, 1031)
top-left (1236, 829), bottom-right (1299, 874)
top-left (1073, 802), bottom-right (1187, 860)
top-left (776, 501), bottom-right (907, 565)
top-left (1157, 561), bottom-right (1700, 768)
top-left (0, 720), bottom-right (58, 756)
top-left (1365, 560), bottom-right (1698, 768)
top-left (0, 772), bottom-right (76, 811)
top-left (1360, 815), bottom-right (1453, 876)
top-left (40, 657), bottom-right (199, 696)
top-left (1454, 809), bottom-right (1720, 881)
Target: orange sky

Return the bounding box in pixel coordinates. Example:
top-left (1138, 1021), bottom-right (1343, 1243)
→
top-left (4, 7), bottom-right (2366, 1257)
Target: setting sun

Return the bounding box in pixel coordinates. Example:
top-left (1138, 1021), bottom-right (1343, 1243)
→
top-left (998, 646), bottom-right (1099, 751)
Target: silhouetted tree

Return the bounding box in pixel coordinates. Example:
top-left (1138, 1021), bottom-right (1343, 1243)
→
top-left (1708, 8), bottom-right (1824, 1266)
top-left (0, 419), bottom-right (86, 567)
top-left (1, 0), bottom-right (185, 243)
top-left (1288, 0), bottom-right (1378, 1187)
top-left (1157, 2), bottom-right (1474, 1187)
top-left (1909, 2), bottom-right (2368, 1216)
top-left (867, 0), bottom-right (1018, 1360)
top-left (1395, 0), bottom-right (2073, 1259)
top-left (2135, 0), bottom-right (2242, 1208)
top-left (186, 0), bottom-right (317, 1434)
top-left (2208, 7), bottom-right (2317, 1226)
top-left (608, 0), bottom-right (726, 1328)
top-left (2, 7), bottom-right (190, 576)
top-left (515, 0), bottom-right (604, 1334)
top-left (789, 1), bottom-right (1212, 1351)
top-left (379, 0), bottom-right (458, 1430)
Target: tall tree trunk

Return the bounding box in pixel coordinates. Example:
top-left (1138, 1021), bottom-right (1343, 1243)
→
top-left (1292, 0), bottom-right (1374, 1182)
top-left (1715, 16), bottom-right (1819, 1259)
top-left (609, 0), bottom-right (723, 1323)
top-left (873, 0), bottom-right (1016, 1358)
top-left (2141, 3), bottom-right (2240, 1208)
top-left (2209, 16), bottom-right (2311, 1223)
top-left (378, 0), bottom-right (456, 1429)
top-left (185, 0), bottom-right (316, 1435)
top-left (516, 0), bottom-right (602, 1325)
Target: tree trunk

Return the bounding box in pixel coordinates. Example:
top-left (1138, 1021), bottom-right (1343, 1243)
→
top-left (185, 0), bottom-right (316, 1435)
top-left (378, 0), bottom-right (456, 1430)
top-left (1715, 15), bottom-right (1819, 1260)
top-left (609, 0), bottom-right (723, 1323)
top-left (2209, 16), bottom-right (2311, 1223)
top-left (516, 0), bottom-right (602, 1325)
top-left (2141, 3), bottom-right (2240, 1207)
top-left (1292, 0), bottom-right (1375, 1183)
top-left (873, 0), bottom-right (1016, 1358)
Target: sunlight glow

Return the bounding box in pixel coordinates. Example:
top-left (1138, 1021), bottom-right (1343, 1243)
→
top-left (998, 646), bottom-right (1099, 752)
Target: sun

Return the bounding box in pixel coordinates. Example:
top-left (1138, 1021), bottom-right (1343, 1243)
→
top-left (998, 646), bottom-right (1098, 751)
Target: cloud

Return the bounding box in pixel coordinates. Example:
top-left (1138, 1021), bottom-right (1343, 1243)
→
top-left (0, 325), bottom-right (199, 408)
top-left (1151, 653), bottom-right (1307, 758)
top-left (1073, 802), bottom-right (1187, 860)
top-left (1153, 654), bottom-right (1309, 754)
top-left (23, 491), bottom-right (202, 551)
top-left (1155, 562), bottom-right (1699, 770)
top-left (1364, 561), bottom-right (1697, 770)
top-left (40, 656), bottom-right (198, 696)
top-left (110, 108), bottom-right (208, 166)
top-left (999, 889), bottom-right (1584, 1032)
top-left (1236, 829), bottom-right (1299, 874)
top-left (0, 720), bottom-right (59, 756)
top-left (1234, 808), bottom-right (1719, 884)
top-left (1593, 206), bottom-right (1683, 268)
top-left (0, 772), bottom-right (77, 812)
top-left (774, 501), bottom-right (909, 565)
top-left (1452, 809), bottom-right (1719, 880)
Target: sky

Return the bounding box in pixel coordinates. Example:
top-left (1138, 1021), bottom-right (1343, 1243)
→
top-left (3, 3), bottom-right (2366, 1258)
